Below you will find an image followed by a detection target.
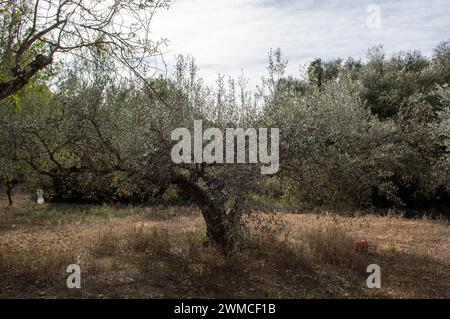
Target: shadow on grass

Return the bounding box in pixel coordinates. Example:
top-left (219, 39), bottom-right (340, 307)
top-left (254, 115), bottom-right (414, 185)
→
top-left (0, 203), bottom-right (196, 228)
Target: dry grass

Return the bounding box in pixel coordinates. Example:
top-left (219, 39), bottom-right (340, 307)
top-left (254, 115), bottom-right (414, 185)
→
top-left (301, 223), bottom-right (369, 269)
top-left (126, 226), bottom-right (172, 256)
top-left (0, 196), bottom-right (449, 299)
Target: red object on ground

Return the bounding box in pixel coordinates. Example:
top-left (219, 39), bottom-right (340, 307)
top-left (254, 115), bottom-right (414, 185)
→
top-left (354, 240), bottom-right (369, 253)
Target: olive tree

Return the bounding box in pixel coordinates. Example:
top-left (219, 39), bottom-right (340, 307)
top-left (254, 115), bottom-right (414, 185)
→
top-left (10, 56), bottom-right (267, 252)
top-left (123, 57), bottom-right (266, 251)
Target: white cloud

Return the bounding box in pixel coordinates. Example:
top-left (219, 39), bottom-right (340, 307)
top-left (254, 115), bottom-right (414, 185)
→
top-left (151, 0), bottom-right (450, 87)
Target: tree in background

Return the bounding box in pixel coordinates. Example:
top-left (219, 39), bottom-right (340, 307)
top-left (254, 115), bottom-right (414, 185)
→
top-left (0, 0), bottom-right (170, 100)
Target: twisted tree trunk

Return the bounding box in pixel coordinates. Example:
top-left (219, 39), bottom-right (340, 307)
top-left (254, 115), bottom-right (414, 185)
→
top-left (172, 176), bottom-right (234, 252)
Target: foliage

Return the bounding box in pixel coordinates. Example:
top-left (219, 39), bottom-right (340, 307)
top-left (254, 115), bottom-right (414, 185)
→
top-left (1, 42), bottom-right (450, 249)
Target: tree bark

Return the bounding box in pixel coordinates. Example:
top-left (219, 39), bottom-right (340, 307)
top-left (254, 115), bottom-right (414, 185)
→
top-left (0, 54), bottom-right (53, 100)
top-left (172, 176), bottom-right (234, 252)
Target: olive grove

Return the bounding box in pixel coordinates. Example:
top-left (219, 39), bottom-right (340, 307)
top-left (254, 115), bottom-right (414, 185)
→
top-left (1, 32), bottom-right (449, 250)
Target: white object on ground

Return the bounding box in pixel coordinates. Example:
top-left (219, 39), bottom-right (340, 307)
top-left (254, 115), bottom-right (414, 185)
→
top-left (37, 189), bottom-right (44, 204)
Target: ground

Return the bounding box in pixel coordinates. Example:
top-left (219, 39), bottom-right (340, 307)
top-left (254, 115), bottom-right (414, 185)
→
top-left (0, 194), bottom-right (449, 299)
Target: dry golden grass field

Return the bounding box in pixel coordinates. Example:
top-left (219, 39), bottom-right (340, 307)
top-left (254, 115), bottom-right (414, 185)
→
top-left (0, 194), bottom-right (449, 299)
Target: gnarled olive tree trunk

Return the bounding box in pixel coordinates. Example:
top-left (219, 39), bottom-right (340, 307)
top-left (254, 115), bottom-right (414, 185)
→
top-left (172, 176), bottom-right (234, 252)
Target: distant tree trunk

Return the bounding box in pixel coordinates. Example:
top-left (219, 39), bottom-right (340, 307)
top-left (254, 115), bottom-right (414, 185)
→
top-left (172, 176), bottom-right (234, 252)
top-left (6, 185), bottom-right (14, 206)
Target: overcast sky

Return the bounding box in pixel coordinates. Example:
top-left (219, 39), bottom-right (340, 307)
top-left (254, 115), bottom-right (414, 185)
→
top-left (152, 0), bottom-right (450, 87)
